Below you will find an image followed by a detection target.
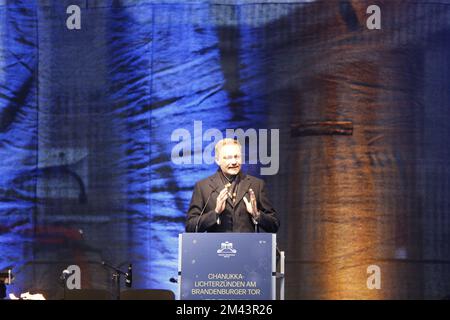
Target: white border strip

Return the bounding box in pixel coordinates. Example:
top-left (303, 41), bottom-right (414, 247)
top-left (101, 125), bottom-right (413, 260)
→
top-left (272, 233), bottom-right (276, 300)
top-left (178, 233), bottom-right (183, 300)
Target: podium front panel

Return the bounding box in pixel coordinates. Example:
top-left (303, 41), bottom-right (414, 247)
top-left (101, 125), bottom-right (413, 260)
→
top-left (179, 233), bottom-right (276, 300)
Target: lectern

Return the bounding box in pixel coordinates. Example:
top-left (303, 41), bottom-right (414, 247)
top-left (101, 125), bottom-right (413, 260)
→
top-left (178, 233), bottom-right (284, 300)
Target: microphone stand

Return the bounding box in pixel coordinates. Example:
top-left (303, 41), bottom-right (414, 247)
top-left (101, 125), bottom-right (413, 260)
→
top-left (195, 186), bottom-right (218, 233)
top-left (60, 270), bottom-right (69, 300)
top-left (102, 261), bottom-right (127, 300)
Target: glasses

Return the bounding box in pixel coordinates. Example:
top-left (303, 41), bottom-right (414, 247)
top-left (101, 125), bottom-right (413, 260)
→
top-left (222, 154), bottom-right (241, 161)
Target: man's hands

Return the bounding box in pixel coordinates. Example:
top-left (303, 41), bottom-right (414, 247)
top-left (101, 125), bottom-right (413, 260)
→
top-left (215, 187), bottom-right (229, 214)
top-left (243, 188), bottom-right (260, 220)
top-left (215, 187), bottom-right (260, 221)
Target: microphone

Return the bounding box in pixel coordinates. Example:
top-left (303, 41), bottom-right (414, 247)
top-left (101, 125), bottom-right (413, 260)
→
top-left (60, 269), bottom-right (71, 294)
top-left (195, 186), bottom-right (219, 233)
top-left (60, 269), bottom-right (71, 281)
top-left (125, 264), bottom-right (132, 288)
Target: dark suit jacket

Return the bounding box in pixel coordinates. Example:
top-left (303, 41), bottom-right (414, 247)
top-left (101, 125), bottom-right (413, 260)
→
top-left (186, 171), bottom-right (280, 233)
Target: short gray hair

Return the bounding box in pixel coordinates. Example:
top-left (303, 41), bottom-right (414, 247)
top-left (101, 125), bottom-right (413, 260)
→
top-left (214, 138), bottom-right (241, 159)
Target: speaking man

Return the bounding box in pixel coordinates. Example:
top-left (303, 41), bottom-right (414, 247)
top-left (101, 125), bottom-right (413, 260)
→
top-left (186, 138), bottom-right (279, 233)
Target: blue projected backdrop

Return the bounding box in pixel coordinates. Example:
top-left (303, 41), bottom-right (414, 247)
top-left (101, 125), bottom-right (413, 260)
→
top-left (2, 0), bottom-right (450, 300)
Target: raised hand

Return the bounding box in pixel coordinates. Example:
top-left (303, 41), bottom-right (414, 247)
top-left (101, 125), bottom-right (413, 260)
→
top-left (214, 187), bottom-right (229, 214)
top-left (243, 188), bottom-right (260, 219)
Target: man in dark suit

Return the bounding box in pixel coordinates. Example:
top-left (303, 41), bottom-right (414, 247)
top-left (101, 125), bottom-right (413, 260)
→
top-left (186, 138), bottom-right (279, 233)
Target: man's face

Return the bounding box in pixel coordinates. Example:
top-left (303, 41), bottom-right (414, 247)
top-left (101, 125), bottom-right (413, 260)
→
top-left (216, 144), bottom-right (242, 176)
